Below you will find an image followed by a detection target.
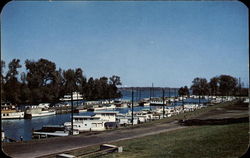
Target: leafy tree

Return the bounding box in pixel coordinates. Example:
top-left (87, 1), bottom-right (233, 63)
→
top-left (109, 75), bottom-right (122, 86)
top-left (19, 72), bottom-right (31, 104)
top-left (25, 58), bottom-right (58, 103)
top-left (218, 75), bottom-right (237, 96)
top-left (183, 86), bottom-right (190, 96)
top-left (1, 60), bottom-right (6, 102)
top-left (51, 68), bottom-right (65, 102)
top-left (209, 77), bottom-right (219, 96)
top-left (109, 75), bottom-right (122, 98)
top-left (191, 77), bottom-right (209, 96)
top-left (178, 87), bottom-right (185, 96)
top-left (99, 77), bottom-right (109, 99)
top-left (4, 59), bottom-right (22, 104)
top-left (63, 69), bottom-right (78, 94)
top-left (178, 86), bottom-right (189, 96)
top-left (85, 77), bottom-right (95, 100)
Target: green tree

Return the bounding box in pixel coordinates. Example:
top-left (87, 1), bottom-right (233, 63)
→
top-left (62, 68), bottom-right (84, 94)
top-left (85, 77), bottom-right (95, 100)
top-left (191, 77), bottom-right (209, 96)
top-left (1, 60), bottom-right (6, 102)
top-left (19, 72), bottom-right (31, 104)
top-left (63, 69), bottom-right (78, 94)
top-left (178, 86), bottom-right (189, 96)
top-left (109, 75), bottom-right (122, 99)
top-left (4, 59), bottom-right (22, 104)
top-left (25, 58), bottom-right (58, 103)
top-left (209, 77), bottom-right (219, 96)
top-left (218, 75), bottom-right (237, 96)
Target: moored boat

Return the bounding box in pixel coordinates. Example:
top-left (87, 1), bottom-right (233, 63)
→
top-left (24, 104), bottom-right (56, 119)
top-left (1, 103), bottom-right (24, 119)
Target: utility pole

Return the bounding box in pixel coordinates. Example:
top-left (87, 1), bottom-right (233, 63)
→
top-left (239, 77), bottom-right (241, 100)
top-left (182, 94), bottom-right (184, 110)
top-left (77, 92), bottom-right (78, 107)
top-left (198, 92), bottom-right (201, 106)
top-left (152, 83), bottom-right (154, 98)
top-left (149, 85), bottom-right (152, 110)
top-left (139, 88), bottom-right (141, 101)
top-left (132, 87), bottom-right (134, 125)
top-left (71, 91), bottom-right (74, 135)
top-left (162, 88), bottom-right (165, 118)
top-left (174, 88), bottom-right (177, 106)
top-left (169, 87), bottom-right (171, 106)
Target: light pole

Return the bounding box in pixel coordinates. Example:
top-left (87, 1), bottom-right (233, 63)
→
top-left (162, 88), bottom-right (165, 118)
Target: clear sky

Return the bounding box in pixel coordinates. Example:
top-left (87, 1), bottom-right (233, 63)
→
top-left (1, 1), bottom-right (248, 88)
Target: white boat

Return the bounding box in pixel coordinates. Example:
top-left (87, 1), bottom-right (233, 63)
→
top-left (243, 98), bottom-right (249, 103)
top-left (59, 91), bottom-right (83, 101)
top-left (1, 104), bottom-right (24, 119)
top-left (93, 104), bottom-right (116, 111)
top-left (116, 113), bottom-right (138, 125)
top-left (64, 116), bottom-right (106, 132)
top-left (64, 111), bottom-right (119, 132)
top-left (32, 125), bottom-right (79, 139)
top-left (24, 105), bottom-right (56, 119)
top-left (139, 101), bottom-right (150, 107)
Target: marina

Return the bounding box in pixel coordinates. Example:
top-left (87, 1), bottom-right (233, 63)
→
top-left (1, 2), bottom-right (248, 158)
top-left (1, 91), bottom-right (216, 141)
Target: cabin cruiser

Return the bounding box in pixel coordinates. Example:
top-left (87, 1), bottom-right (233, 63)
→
top-left (24, 103), bottom-right (56, 119)
top-left (1, 103), bottom-right (24, 119)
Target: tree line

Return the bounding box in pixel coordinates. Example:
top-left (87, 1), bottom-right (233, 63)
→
top-left (1, 58), bottom-right (122, 105)
top-left (178, 75), bottom-right (248, 97)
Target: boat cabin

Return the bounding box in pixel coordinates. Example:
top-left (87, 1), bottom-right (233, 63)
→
top-left (94, 111), bottom-right (119, 122)
top-left (64, 116), bottom-right (106, 132)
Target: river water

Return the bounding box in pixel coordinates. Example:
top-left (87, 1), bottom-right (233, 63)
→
top-left (1, 89), bottom-right (208, 141)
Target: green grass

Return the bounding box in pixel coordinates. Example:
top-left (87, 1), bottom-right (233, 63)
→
top-left (40, 100), bottom-right (247, 158)
top-left (100, 122), bottom-right (249, 158)
top-left (119, 100), bottom-right (239, 129)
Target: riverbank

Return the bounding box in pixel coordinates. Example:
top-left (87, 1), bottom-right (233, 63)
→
top-left (2, 100), bottom-right (248, 158)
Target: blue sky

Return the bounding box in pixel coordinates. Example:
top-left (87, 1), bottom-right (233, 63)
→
top-left (1, 1), bottom-right (248, 87)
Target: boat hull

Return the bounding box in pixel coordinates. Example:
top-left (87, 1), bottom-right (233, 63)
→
top-left (24, 111), bottom-right (56, 119)
top-left (1, 111), bottom-right (24, 119)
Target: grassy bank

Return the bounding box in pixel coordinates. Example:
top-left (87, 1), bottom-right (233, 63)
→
top-left (116, 100), bottom-right (239, 130)
top-left (40, 100), bottom-right (248, 158)
top-left (100, 122), bottom-right (249, 158)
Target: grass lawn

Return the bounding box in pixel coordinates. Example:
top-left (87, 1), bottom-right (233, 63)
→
top-left (98, 122), bottom-right (249, 158)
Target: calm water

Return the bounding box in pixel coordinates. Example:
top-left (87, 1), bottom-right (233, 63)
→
top-left (120, 88), bottom-right (178, 101)
top-left (1, 89), bottom-right (209, 141)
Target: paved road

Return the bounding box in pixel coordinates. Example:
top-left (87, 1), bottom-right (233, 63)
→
top-left (2, 121), bottom-right (184, 158)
